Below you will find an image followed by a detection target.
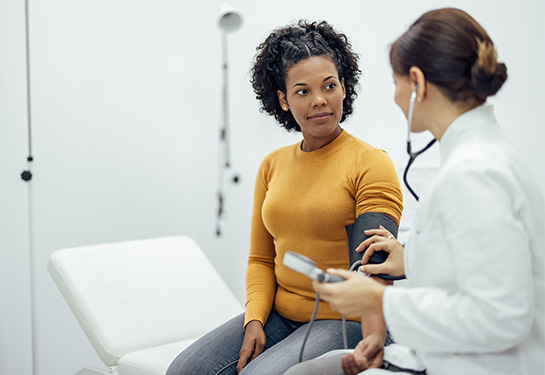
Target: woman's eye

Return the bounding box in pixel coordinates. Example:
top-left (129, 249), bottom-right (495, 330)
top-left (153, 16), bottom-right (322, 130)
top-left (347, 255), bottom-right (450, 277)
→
top-left (296, 89), bottom-right (309, 95)
top-left (325, 83), bottom-right (337, 90)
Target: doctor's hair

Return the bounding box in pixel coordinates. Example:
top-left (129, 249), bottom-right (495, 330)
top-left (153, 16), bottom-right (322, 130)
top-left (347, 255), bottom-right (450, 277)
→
top-left (250, 20), bottom-right (360, 132)
top-left (389, 8), bottom-right (507, 104)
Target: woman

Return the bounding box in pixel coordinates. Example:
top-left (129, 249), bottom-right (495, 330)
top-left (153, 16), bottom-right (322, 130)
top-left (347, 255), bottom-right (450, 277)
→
top-left (286, 7), bottom-right (544, 375)
top-left (166, 20), bottom-right (403, 375)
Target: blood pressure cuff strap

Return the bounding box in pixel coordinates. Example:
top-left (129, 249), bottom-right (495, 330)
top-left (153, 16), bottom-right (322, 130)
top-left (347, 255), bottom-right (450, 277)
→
top-left (345, 212), bottom-right (404, 280)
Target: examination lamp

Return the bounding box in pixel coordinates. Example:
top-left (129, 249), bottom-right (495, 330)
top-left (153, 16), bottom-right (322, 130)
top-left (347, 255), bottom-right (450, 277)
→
top-left (216, 4), bottom-right (242, 236)
top-left (217, 5), bottom-right (243, 33)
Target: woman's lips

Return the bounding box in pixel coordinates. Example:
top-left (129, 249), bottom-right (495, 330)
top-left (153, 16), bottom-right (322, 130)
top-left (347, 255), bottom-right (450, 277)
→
top-left (308, 112), bottom-right (333, 123)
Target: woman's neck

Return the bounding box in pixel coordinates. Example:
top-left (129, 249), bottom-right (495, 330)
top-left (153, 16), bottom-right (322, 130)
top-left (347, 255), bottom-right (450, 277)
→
top-left (301, 126), bottom-right (343, 152)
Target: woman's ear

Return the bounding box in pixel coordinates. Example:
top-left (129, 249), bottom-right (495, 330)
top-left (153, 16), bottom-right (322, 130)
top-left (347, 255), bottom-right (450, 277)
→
top-left (409, 66), bottom-right (426, 101)
top-left (277, 90), bottom-right (289, 111)
top-left (341, 78), bottom-right (346, 99)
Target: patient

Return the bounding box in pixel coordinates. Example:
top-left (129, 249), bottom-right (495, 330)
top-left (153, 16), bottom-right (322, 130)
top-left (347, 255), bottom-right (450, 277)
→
top-left (166, 20), bottom-right (403, 375)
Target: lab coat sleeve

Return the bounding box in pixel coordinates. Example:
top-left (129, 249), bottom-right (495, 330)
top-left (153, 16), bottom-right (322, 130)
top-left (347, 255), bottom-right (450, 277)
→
top-left (383, 164), bottom-right (534, 353)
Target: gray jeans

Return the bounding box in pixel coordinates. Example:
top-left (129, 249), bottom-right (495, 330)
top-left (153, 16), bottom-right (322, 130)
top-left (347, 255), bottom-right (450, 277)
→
top-left (166, 309), bottom-right (363, 375)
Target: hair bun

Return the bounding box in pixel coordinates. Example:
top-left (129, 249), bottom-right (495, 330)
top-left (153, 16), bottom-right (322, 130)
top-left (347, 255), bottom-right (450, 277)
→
top-left (471, 40), bottom-right (508, 99)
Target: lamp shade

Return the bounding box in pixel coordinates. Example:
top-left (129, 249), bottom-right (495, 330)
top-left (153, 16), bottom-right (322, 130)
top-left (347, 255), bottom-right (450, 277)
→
top-left (217, 5), bottom-right (242, 33)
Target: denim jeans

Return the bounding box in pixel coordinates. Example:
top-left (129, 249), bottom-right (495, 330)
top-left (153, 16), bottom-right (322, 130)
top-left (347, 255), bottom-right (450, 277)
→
top-left (166, 309), bottom-right (363, 375)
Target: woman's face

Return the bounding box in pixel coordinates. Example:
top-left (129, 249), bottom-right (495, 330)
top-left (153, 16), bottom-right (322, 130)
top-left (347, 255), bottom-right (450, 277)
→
top-left (278, 56), bottom-right (345, 151)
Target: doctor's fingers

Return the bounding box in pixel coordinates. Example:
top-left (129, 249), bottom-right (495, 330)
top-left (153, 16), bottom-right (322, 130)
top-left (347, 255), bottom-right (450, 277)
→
top-left (359, 238), bottom-right (394, 265)
top-left (357, 229), bottom-right (394, 254)
top-left (320, 272), bottom-right (372, 297)
top-left (363, 226), bottom-right (394, 240)
top-left (332, 277), bottom-right (387, 316)
top-left (312, 270), bottom-right (355, 297)
top-left (361, 243), bottom-right (405, 277)
top-left (359, 262), bottom-right (397, 276)
top-left (312, 280), bottom-right (337, 301)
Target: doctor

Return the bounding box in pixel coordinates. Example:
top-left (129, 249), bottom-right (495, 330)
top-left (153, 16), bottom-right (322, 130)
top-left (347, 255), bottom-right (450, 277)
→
top-left (286, 7), bottom-right (545, 375)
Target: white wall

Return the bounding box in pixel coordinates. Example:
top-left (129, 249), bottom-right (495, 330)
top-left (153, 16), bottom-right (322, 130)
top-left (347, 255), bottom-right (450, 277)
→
top-left (1, 0), bottom-right (543, 374)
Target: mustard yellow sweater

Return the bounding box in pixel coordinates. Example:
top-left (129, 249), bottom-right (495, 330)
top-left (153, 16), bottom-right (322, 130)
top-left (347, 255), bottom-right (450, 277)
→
top-left (245, 130), bottom-right (403, 327)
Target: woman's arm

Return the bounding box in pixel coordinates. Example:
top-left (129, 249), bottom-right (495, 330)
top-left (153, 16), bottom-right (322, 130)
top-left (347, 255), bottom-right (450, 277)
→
top-left (244, 158), bottom-right (277, 328)
top-left (238, 159), bottom-right (277, 371)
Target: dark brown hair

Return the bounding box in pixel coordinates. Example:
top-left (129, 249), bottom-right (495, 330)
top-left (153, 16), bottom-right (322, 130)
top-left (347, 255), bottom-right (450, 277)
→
top-left (390, 8), bottom-right (507, 103)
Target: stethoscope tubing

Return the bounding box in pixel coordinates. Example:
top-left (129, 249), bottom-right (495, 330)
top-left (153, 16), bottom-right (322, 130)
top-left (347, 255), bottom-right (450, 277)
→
top-left (404, 88), bottom-right (436, 201)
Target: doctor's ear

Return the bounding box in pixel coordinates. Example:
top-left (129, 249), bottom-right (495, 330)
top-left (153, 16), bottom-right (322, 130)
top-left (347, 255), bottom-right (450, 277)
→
top-left (409, 66), bottom-right (425, 95)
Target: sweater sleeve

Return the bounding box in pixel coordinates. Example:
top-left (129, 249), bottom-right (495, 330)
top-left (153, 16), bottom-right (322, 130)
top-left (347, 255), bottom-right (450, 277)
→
top-left (244, 157), bottom-right (277, 328)
top-left (354, 149), bottom-right (403, 224)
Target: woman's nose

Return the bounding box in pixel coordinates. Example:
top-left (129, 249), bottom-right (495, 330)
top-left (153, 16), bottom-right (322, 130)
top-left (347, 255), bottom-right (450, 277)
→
top-left (311, 92), bottom-right (327, 107)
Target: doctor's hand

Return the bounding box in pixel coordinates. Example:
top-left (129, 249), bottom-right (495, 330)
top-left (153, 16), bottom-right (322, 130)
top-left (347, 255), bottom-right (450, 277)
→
top-left (355, 225), bottom-right (405, 277)
top-left (341, 334), bottom-right (384, 374)
top-left (312, 269), bottom-right (386, 318)
top-left (237, 320), bottom-right (266, 373)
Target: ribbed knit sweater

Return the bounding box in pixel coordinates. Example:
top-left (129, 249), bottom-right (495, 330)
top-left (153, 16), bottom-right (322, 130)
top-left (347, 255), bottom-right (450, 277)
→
top-left (245, 130), bottom-right (403, 327)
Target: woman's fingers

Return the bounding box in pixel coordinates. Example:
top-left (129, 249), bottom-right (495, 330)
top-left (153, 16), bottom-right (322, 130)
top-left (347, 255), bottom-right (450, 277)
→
top-left (236, 321), bottom-right (265, 373)
top-left (342, 353), bottom-right (369, 375)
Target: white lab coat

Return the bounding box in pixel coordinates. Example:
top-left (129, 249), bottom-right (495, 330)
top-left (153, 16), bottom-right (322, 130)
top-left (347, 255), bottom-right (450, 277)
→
top-left (383, 105), bottom-right (545, 375)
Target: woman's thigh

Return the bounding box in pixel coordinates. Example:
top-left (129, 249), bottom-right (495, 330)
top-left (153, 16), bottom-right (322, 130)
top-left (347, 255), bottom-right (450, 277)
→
top-left (240, 319), bottom-right (362, 375)
top-left (165, 313), bottom-right (246, 375)
top-left (166, 310), bottom-right (298, 375)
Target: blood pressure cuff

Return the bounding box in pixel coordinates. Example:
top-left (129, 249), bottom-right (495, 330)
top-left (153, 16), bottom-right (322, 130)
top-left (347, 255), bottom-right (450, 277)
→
top-left (345, 212), bottom-right (404, 280)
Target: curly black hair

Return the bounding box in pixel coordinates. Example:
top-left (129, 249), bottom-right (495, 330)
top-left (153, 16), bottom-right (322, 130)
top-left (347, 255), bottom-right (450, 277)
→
top-left (250, 20), bottom-right (361, 132)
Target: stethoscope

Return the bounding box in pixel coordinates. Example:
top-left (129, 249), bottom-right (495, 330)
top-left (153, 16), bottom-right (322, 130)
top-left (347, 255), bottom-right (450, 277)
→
top-left (403, 85), bottom-right (436, 201)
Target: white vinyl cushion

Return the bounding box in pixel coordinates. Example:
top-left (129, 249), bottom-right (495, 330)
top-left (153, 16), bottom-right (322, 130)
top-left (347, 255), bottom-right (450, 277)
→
top-left (117, 339), bottom-right (195, 375)
top-left (48, 236), bottom-right (243, 368)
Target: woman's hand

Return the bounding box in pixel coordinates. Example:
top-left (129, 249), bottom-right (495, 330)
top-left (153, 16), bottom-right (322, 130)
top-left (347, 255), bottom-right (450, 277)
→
top-left (236, 320), bottom-right (266, 373)
top-left (312, 269), bottom-right (386, 318)
top-left (341, 334), bottom-right (384, 374)
top-left (355, 225), bottom-right (405, 277)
